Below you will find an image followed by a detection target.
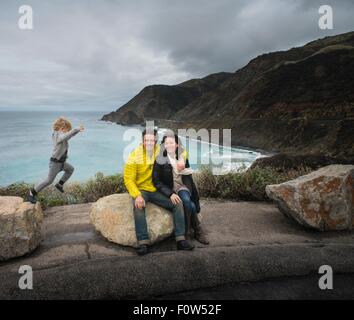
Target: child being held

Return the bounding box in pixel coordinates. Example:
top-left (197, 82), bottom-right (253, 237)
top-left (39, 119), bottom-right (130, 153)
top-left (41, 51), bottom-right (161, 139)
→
top-left (28, 117), bottom-right (84, 204)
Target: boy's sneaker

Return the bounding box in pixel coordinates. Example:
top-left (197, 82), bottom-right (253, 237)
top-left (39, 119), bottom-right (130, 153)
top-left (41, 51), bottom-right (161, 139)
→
top-left (177, 240), bottom-right (195, 251)
top-left (28, 189), bottom-right (37, 204)
top-left (135, 245), bottom-right (149, 256)
top-left (55, 183), bottom-right (64, 193)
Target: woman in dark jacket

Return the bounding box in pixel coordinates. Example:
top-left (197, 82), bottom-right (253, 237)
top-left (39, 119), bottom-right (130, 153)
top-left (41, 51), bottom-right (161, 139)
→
top-left (153, 131), bottom-right (209, 244)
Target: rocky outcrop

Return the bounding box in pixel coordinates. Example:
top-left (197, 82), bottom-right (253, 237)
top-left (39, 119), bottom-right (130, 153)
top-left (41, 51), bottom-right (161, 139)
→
top-left (90, 193), bottom-right (174, 247)
top-left (250, 152), bottom-right (354, 173)
top-left (101, 72), bottom-right (232, 125)
top-left (0, 196), bottom-right (43, 261)
top-left (102, 31), bottom-right (354, 159)
top-left (266, 165), bottom-right (354, 231)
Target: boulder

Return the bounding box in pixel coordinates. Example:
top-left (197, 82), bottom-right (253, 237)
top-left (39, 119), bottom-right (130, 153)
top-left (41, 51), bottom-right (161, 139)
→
top-left (266, 164), bottom-right (354, 231)
top-left (0, 196), bottom-right (43, 261)
top-left (90, 193), bottom-right (174, 247)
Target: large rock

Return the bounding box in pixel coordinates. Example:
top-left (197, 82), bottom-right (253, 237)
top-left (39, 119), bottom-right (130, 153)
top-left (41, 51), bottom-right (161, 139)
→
top-left (266, 164), bottom-right (354, 231)
top-left (90, 193), bottom-right (174, 247)
top-left (0, 196), bottom-right (43, 261)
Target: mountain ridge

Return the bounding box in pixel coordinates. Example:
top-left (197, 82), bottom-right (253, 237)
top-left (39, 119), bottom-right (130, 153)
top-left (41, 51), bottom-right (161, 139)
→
top-left (102, 31), bottom-right (354, 159)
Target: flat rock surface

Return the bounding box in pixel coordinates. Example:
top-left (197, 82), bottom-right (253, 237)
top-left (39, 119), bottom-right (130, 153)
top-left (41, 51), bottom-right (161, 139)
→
top-left (0, 199), bottom-right (353, 299)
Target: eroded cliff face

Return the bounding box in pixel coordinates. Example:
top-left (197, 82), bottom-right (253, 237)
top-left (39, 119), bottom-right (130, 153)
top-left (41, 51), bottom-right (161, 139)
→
top-left (101, 72), bottom-right (232, 125)
top-left (102, 31), bottom-right (354, 159)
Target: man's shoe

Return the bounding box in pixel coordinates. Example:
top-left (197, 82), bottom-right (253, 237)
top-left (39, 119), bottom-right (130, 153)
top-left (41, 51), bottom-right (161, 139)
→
top-left (55, 183), bottom-right (64, 193)
top-left (135, 245), bottom-right (149, 256)
top-left (28, 189), bottom-right (37, 204)
top-left (177, 240), bottom-right (194, 251)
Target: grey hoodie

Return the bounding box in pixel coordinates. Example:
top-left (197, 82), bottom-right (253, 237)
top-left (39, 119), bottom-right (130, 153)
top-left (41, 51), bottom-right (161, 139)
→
top-left (51, 128), bottom-right (80, 161)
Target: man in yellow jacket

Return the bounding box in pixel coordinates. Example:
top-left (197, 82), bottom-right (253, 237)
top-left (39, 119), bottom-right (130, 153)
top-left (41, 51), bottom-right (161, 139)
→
top-left (124, 128), bottom-right (194, 255)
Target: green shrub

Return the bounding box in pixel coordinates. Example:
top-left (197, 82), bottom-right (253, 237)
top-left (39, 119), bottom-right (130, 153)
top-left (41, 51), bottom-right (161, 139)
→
top-left (0, 182), bottom-right (33, 199)
top-left (193, 164), bottom-right (313, 201)
top-left (0, 165), bottom-right (313, 208)
top-left (0, 172), bottom-right (126, 209)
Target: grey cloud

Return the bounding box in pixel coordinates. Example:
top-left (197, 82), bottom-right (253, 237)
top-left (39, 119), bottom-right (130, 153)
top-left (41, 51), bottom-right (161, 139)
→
top-left (0, 0), bottom-right (353, 111)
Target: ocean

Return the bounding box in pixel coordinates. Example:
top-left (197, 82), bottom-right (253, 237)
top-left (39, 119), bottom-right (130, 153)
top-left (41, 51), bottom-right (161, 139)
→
top-left (0, 111), bottom-right (266, 187)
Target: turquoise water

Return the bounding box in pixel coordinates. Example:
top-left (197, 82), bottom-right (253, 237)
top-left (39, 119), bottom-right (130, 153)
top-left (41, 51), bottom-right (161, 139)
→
top-left (0, 111), bottom-right (265, 187)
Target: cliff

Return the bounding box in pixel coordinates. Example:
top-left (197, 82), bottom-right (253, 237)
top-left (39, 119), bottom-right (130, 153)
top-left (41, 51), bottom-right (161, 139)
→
top-left (102, 31), bottom-right (354, 159)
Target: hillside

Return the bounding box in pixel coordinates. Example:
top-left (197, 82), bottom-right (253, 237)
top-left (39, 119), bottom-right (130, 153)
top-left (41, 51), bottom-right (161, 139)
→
top-left (102, 31), bottom-right (354, 159)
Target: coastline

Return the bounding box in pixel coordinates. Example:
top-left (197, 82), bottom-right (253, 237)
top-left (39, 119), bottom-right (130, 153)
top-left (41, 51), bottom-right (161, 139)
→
top-left (99, 118), bottom-right (277, 158)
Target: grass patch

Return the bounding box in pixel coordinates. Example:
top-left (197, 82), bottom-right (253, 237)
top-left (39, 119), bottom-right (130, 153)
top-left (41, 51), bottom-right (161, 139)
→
top-left (0, 165), bottom-right (314, 208)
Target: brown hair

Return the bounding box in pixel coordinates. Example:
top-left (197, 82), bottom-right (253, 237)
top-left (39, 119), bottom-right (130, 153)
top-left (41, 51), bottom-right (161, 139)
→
top-left (142, 128), bottom-right (158, 138)
top-left (53, 117), bottom-right (72, 131)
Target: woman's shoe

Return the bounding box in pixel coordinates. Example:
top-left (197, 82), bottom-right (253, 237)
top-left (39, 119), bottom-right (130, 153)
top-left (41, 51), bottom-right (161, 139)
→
top-left (191, 214), bottom-right (209, 245)
top-left (194, 230), bottom-right (210, 245)
top-left (177, 240), bottom-right (194, 250)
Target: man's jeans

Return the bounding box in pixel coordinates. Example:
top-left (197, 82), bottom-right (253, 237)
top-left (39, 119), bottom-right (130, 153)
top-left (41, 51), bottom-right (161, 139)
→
top-left (133, 191), bottom-right (186, 245)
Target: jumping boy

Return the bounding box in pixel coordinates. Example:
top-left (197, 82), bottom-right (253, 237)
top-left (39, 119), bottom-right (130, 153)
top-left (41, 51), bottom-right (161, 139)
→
top-left (28, 117), bottom-right (84, 204)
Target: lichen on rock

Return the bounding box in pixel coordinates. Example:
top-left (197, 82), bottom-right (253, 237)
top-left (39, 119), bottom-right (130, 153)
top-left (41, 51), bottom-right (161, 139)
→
top-left (266, 164), bottom-right (354, 231)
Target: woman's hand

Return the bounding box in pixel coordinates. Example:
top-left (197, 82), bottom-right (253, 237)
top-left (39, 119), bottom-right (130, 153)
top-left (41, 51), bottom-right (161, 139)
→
top-left (79, 124), bottom-right (85, 132)
top-left (170, 193), bottom-right (181, 205)
top-left (177, 160), bottom-right (185, 171)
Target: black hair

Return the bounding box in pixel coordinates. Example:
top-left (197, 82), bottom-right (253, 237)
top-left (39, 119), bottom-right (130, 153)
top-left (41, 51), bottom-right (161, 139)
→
top-left (160, 131), bottom-right (184, 160)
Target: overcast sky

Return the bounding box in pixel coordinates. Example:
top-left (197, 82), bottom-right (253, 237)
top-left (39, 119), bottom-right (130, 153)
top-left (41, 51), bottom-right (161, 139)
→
top-left (0, 0), bottom-right (353, 111)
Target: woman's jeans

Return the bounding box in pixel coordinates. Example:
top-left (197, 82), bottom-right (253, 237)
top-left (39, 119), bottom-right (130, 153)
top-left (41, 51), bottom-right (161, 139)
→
top-left (178, 190), bottom-right (197, 216)
top-left (133, 191), bottom-right (186, 245)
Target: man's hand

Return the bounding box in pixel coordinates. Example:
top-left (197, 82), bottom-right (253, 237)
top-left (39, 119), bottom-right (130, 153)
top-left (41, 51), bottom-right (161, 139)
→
top-left (135, 195), bottom-right (146, 209)
top-left (79, 125), bottom-right (85, 132)
top-left (170, 193), bottom-right (181, 205)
